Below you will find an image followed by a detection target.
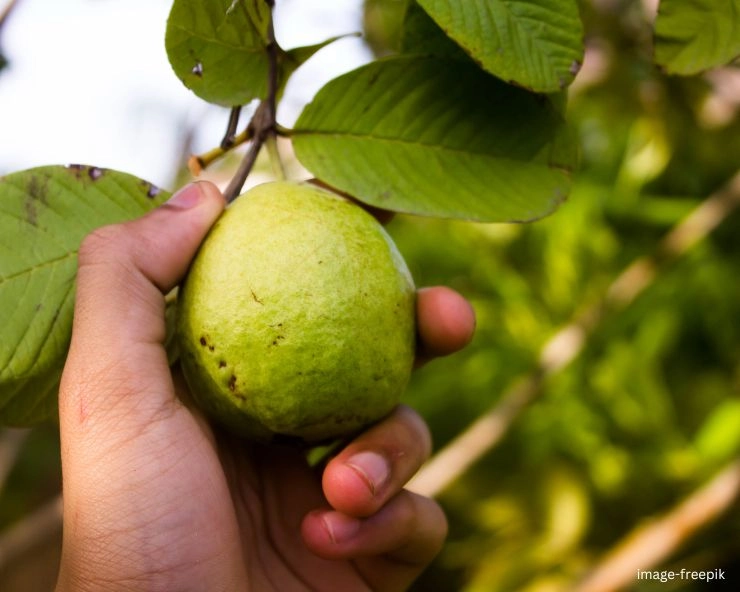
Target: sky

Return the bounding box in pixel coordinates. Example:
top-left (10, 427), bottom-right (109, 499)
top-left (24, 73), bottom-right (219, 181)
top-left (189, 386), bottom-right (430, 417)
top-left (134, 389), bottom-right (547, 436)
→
top-left (0, 0), bottom-right (371, 188)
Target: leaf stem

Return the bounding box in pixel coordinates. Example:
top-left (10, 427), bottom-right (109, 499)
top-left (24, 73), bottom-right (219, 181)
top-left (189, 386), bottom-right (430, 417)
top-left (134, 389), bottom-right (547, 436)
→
top-left (223, 0), bottom-right (280, 204)
top-left (265, 134), bottom-right (286, 181)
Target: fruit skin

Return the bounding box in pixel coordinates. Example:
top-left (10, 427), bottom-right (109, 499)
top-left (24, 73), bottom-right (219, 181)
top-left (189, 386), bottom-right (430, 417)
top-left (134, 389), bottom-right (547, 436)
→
top-left (176, 181), bottom-right (416, 444)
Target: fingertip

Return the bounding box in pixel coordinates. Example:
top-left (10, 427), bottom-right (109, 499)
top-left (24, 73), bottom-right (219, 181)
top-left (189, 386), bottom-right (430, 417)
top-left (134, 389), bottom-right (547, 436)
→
top-left (301, 510), bottom-right (356, 559)
top-left (416, 286), bottom-right (476, 358)
top-left (323, 451), bottom-right (390, 517)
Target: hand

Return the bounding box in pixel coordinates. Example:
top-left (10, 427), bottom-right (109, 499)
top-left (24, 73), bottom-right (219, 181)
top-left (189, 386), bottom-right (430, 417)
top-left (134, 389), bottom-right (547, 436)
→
top-left (56, 181), bottom-right (475, 592)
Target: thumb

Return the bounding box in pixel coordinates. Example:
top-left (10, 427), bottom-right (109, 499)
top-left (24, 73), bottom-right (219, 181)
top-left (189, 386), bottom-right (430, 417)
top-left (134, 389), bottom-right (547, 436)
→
top-left (59, 181), bottom-right (224, 433)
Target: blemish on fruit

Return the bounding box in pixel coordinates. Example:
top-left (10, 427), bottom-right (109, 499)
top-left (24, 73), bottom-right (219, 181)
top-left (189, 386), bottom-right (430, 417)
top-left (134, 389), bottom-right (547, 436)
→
top-left (219, 361), bottom-right (227, 369)
top-left (228, 375), bottom-right (237, 392)
top-left (250, 290), bottom-right (264, 305)
top-left (200, 336), bottom-right (208, 347)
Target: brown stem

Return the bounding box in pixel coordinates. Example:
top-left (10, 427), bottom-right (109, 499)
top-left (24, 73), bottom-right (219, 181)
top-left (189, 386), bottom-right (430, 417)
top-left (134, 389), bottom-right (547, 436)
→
top-left (0, 0), bottom-right (20, 31)
top-left (223, 0), bottom-right (280, 204)
top-left (220, 106), bottom-right (242, 149)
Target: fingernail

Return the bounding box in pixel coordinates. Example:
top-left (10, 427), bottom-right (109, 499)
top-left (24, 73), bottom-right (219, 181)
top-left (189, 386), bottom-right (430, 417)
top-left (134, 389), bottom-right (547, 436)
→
top-left (346, 451), bottom-right (390, 496)
top-left (322, 512), bottom-right (361, 544)
top-left (166, 183), bottom-right (203, 209)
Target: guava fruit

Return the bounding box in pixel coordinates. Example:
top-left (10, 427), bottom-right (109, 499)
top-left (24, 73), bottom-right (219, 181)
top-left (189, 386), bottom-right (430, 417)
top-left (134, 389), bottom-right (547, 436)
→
top-left (176, 181), bottom-right (416, 444)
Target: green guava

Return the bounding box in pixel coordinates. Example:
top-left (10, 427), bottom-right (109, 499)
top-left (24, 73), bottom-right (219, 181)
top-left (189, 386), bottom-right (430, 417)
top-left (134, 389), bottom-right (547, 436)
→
top-left (176, 181), bottom-right (416, 444)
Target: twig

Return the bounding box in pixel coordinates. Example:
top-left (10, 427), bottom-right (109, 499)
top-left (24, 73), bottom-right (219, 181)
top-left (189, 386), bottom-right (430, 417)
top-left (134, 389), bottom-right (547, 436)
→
top-left (0, 428), bottom-right (29, 492)
top-left (408, 170), bottom-right (740, 498)
top-left (223, 0), bottom-right (280, 203)
top-left (188, 127), bottom-right (252, 176)
top-left (221, 106), bottom-right (242, 149)
top-left (0, 0), bottom-right (20, 32)
top-left (0, 494), bottom-right (62, 572)
top-left (573, 459), bottom-right (740, 592)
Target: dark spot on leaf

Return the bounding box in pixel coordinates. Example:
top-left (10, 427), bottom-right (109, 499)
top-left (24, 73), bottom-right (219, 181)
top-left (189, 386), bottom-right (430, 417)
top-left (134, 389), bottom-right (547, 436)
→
top-left (24, 175), bottom-right (50, 225)
top-left (147, 184), bottom-right (162, 199)
top-left (569, 60), bottom-right (582, 76)
top-left (192, 62), bottom-right (203, 77)
top-left (88, 167), bottom-right (104, 181)
top-left (66, 164), bottom-right (86, 178)
top-left (28, 175), bottom-right (49, 204)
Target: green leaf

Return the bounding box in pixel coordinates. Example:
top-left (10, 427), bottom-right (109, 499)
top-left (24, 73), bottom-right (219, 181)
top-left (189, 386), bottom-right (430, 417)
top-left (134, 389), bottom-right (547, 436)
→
top-left (165, 0), bottom-right (272, 106)
top-left (654, 0), bottom-right (740, 75)
top-left (693, 399), bottom-right (740, 464)
top-left (414, 0), bottom-right (584, 92)
top-left (0, 165), bottom-right (169, 426)
top-left (400, 1), bottom-right (469, 60)
top-left (292, 56), bottom-right (576, 222)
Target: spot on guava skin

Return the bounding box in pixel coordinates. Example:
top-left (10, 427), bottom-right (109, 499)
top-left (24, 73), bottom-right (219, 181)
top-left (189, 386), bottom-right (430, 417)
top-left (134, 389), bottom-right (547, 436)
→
top-left (228, 375), bottom-right (237, 392)
top-left (219, 361), bottom-right (227, 369)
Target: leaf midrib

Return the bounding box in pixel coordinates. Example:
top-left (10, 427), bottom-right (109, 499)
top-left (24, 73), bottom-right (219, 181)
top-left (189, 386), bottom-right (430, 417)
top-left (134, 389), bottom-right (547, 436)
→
top-left (293, 128), bottom-right (572, 171)
top-left (0, 251), bottom-right (77, 287)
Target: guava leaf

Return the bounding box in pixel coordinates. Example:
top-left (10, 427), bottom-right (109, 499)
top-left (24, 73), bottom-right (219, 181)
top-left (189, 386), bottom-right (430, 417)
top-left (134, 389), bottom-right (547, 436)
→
top-left (292, 56), bottom-right (577, 222)
top-left (654, 0), bottom-right (740, 75)
top-left (400, 1), bottom-right (469, 60)
top-left (415, 0), bottom-right (584, 92)
top-left (165, 0), bottom-right (272, 106)
top-left (0, 165), bottom-right (170, 427)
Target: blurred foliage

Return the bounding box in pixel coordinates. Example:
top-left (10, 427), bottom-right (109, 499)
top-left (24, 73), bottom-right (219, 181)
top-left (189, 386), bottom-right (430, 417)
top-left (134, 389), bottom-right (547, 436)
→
top-left (1, 0), bottom-right (739, 590)
top-left (381, 0), bottom-right (740, 590)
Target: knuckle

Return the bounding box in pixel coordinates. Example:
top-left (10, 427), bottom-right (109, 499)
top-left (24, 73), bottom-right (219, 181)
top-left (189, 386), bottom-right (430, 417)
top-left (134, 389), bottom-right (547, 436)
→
top-left (78, 224), bottom-right (130, 267)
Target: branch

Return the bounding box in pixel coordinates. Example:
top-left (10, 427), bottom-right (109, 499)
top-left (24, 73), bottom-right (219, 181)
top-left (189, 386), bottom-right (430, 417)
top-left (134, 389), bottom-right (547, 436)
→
top-left (0, 0), bottom-right (20, 32)
top-left (573, 459), bottom-right (740, 592)
top-left (221, 106), bottom-right (242, 149)
top-left (223, 0), bottom-right (280, 203)
top-left (408, 170), bottom-right (740, 498)
top-left (188, 126), bottom-right (253, 176)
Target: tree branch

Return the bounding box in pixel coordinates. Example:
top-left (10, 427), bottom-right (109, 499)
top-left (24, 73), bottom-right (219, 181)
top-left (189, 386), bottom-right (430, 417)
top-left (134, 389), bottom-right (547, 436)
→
top-left (573, 460), bottom-right (740, 592)
top-left (408, 170), bottom-right (740, 498)
top-left (223, 0), bottom-right (280, 204)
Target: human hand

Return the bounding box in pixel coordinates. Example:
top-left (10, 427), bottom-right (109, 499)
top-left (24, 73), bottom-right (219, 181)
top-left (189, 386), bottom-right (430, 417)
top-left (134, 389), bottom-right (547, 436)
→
top-left (56, 181), bottom-right (475, 592)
